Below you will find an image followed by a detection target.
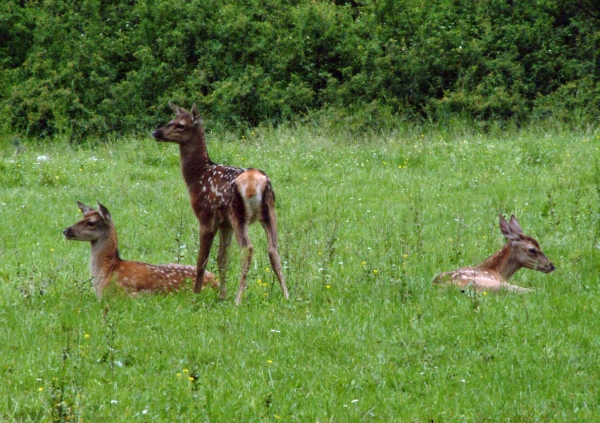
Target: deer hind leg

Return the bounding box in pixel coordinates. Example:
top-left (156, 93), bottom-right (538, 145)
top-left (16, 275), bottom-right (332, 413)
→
top-left (432, 271), bottom-right (452, 286)
top-left (231, 219), bottom-right (253, 305)
top-left (217, 227), bottom-right (233, 299)
top-left (260, 206), bottom-right (289, 299)
top-left (194, 225), bottom-right (216, 293)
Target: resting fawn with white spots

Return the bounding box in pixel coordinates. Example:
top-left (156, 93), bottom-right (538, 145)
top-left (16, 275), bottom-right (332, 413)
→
top-left (152, 102), bottom-right (290, 304)
top-left (433, 215), bottom-right (555, 293)
top-left (63, 201), bottom-right (217, 298)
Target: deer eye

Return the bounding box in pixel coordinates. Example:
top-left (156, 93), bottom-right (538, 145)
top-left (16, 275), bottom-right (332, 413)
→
top-left (86, 221), bottom-right (96, 227)
top-left (528, 248), bottom-right (537, 255)
top-left (176, 122), bottom-right (185, 129)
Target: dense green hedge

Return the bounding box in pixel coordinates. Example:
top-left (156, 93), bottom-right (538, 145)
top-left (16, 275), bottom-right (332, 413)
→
top-left (1, 0), bottom-right (599, 139)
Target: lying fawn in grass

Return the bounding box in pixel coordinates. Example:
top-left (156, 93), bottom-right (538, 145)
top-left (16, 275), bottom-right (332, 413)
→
top-left (152, 102), bottom-right (290, 304)
top-left (63, 201), bottom-right (217, 298)
top-left (433, 215), bottom-right (555, 293)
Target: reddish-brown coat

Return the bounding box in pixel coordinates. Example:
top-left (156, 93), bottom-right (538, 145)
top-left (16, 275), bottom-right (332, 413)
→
top-left (433, 215), bottom-right (555, 293)
top-left (152, 102), bottom-right (289, 304)
top-left (63, 201), bottom-right (217, 298)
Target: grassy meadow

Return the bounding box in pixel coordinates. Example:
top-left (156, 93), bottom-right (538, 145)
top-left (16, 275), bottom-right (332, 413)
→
top-left (0, 122), bottom-right (599, 422)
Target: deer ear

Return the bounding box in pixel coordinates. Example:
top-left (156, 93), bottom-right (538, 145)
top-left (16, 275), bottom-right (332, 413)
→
top-left (77, 201), bottom-right (94, 215)
top-left (169, 101), bottom-right (185, 115)
top-left (97, 201), bottom-right (112, 222)
top-left (499, 214), bottom-right (520, 241)
top-left (191, 103), bottom-right (202, 126)
top-left (508, 215), bottom-right (523, 234)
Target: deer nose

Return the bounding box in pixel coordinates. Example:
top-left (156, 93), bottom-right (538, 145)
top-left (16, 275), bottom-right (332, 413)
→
top-left (63, 228), bottom-right (72, 237)
top-left (547, 263), bottom-right (556, 273)
top-left (152, 129), bottom-right (163, 140)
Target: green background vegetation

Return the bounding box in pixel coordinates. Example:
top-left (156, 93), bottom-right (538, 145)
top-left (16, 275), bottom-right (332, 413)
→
top-left (1, 0), bottom-right (600, 139)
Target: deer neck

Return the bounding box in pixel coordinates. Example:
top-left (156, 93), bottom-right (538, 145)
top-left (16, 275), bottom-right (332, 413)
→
top-left (90, 227), bottom-right (121, 285)
top-left (477, 242), bottom-right (521, 281)
top-left (179, 131), bottom-right (213, 190)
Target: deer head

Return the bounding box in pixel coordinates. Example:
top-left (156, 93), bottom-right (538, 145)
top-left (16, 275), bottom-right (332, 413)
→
top-left (152, 102), bottom-right (203, 144)
top-left (63, 201), bottom-right (114, 242)
top-left (499, 214), bottom-right (555, 274)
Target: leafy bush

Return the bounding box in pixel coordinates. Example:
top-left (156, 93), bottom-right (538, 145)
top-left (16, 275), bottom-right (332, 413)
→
top-left (0, 0), bottom-right (598, 140)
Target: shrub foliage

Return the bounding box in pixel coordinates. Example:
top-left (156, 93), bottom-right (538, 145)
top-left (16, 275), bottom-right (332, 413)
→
top-left (1, 0), bottom-right (599, 138)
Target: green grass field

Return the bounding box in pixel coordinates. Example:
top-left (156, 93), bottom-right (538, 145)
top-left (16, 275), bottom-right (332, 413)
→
top-left (1, 123), bottom-right (599, 422)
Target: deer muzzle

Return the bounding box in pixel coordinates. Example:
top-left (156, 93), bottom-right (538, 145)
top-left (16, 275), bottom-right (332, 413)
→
top-left (152, 128), bottom-right (165, 141)
top-left (63, 227), bottom-right (75, 239)
top-left (544, 262), bottom-right (556, 273)
top-left (537, 261), bottom-right (556, 273)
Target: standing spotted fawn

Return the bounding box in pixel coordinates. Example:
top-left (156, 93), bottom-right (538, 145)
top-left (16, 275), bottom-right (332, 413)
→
top-left (152, 102), bottom-right (290, 304)
top-left (63, 201), bottom-right (217, 298)
top-left (433, 215), bottom-right (555, 293)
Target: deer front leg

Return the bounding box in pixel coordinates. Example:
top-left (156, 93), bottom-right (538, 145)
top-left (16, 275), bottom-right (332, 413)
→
top-left (503, 283), bottom-right (533, 293)
top-left (94, 281), bottom-right (104, 299)
top-left (217, 227), bottom-right (233, 300)
top-left (195, 226), bottom-right (216, 293)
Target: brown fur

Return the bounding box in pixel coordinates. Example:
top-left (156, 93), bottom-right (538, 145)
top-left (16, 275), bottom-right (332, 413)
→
top-left (433, 215), bottom-right (555, 293)
top-left (152, 102), bottom-right (290, 304)
top-left (63, 201), bottom-right (217, 298)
